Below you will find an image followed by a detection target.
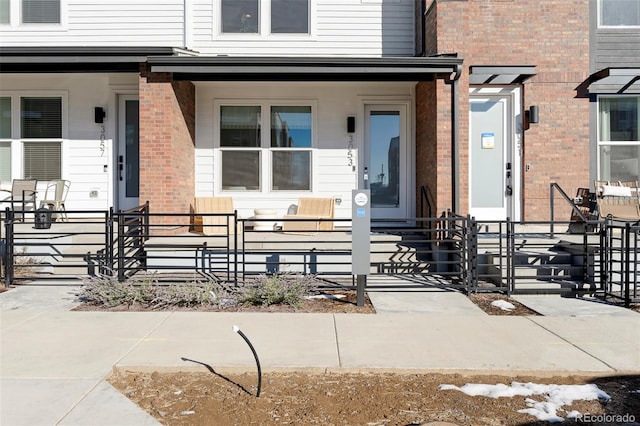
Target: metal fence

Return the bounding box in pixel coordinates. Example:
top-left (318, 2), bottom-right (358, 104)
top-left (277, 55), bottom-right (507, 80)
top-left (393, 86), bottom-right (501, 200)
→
top-left (2, 205), bottom-right (639, 304)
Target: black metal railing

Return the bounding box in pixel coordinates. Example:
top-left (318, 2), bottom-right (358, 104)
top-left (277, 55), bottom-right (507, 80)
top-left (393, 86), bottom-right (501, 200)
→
top-left (2, 203), bottom-right (637, 303)
top-left (601, 220), bottom-right (640, 306)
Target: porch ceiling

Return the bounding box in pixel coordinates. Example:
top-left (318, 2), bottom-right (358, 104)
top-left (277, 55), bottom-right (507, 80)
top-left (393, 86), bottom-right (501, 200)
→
top-left (469, 65), bottom-right (536, 85)
top-left (147, 56), bottom-right (464, 81)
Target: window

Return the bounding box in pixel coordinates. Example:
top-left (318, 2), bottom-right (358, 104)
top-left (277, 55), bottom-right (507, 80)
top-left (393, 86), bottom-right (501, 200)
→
top-left (271, 0), bottom-right (309, 34)
top-left (219, 103), bottom-right (313, 192)
top-left (0, 97), bottom-right (11, 181)
top-left (0, 0), bottom-right (9, 24)
top-left (0, 95), bottom-right (63, 182)
top-left (22, 0), bottom-right (60, 24)
top-left (598, 96), bottom-right (640, 183)
top-left (221, 0), bottom-right (258, 33)
top-left (220, 0), bottom-right (310, 35)
top-left (599, 0), bottom-right (640, 27)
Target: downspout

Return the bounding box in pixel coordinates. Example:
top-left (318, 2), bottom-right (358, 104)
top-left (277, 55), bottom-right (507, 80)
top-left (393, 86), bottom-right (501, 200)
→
top-left (446, 64), bottom-right (462, 213)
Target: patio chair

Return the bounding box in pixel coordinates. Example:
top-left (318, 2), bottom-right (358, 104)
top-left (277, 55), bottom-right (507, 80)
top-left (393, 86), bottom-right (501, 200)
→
top-left (0, 179), bottom-right (38, 221)
top-left (193, 197), bottom-right (237, 235)
top-left (282, 197), bottom-right (335, 233)
top-left (594, 180), bottom-right (640, 221)
top-left (39, 179), bottom-right (70, 222)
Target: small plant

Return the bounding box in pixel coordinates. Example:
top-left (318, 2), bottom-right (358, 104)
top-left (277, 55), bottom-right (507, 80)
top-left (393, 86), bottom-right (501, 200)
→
top-left (239, 273), bottom-right (318, 307)
top-left (12, 247), bottom-right (44, 278)
top-left (79, 273), bottom-right (229, 309)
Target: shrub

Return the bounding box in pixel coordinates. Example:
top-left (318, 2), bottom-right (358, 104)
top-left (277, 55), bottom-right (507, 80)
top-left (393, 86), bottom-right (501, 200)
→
top-left (239, 273), bottom-right (318, 307)
top-left (79, 273), bottom-right (227, 309)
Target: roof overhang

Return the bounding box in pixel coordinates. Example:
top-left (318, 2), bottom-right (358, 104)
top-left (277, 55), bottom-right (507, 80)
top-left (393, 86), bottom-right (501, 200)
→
top-left (587, 67), bottom-right (640, 93)
top-left (0, 46), bottom-right (189, 73)
top-left (147, 56), bottom-right (464, 82)
top-left (469, 65), bottom-right (536, 85)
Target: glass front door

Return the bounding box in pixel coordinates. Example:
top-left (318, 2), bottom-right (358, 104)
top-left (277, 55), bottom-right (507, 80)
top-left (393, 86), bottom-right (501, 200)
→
top-left (364, 104), bottom-right (408, 220)
top-left (117, 95), bottom-right (139, 211)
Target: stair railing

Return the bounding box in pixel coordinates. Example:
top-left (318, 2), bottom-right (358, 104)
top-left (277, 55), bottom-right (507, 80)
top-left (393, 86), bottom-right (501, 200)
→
top-left (549, 182), bottom-right (589, 238)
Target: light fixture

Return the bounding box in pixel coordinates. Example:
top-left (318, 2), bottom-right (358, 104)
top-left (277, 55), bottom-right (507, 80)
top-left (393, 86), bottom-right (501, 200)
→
top-left (94, 107), bottom-right (106, 123)
top-left (347, 116), bottom-right (355, 133)
top-left (528, 105), bottom-right (539, 124)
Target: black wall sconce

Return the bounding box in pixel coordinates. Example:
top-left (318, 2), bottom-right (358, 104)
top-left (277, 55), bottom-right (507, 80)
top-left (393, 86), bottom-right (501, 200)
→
top-left (94, 107), bottom-right (106, 124)
top-left (524, 105), bottom-right (539, 130)
top-left (347, 116), bottom-right (355, 133)
top-left (528, 105), bottom-right (539, 124)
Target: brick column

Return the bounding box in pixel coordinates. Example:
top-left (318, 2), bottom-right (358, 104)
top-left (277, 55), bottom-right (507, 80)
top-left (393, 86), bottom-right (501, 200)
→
top-left (139, 66), bottom-right (195, 229)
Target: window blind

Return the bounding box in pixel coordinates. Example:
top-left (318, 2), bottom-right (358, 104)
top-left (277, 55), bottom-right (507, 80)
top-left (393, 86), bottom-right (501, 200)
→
top-left (0, 142), bottom-right (10, 181)
top-left (23, 142), bottom-right (61, 180)
top-left (21, 97), bottom-right (62, 139)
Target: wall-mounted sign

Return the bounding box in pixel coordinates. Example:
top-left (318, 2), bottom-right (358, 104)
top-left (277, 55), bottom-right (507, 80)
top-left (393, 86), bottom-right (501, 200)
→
top-left (481, 132), bottom-right (495, 149)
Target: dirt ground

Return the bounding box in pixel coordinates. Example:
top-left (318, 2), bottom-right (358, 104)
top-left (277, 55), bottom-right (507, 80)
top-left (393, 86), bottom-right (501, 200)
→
top-left (108, 370), bottom-right (639, 426)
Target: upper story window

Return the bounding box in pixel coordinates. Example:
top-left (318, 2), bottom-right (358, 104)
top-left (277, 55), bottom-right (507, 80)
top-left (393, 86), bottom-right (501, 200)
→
top-left (22, 0), bottom-right (60, 24)
top-left (220, 0), bottom-right (310, 35)
top-left (271, 0), bottom-right (308, 34)
top-left (0, 0), bottom-right (62, 26)
top-left (599, 0), bottom-right (640, 27)
top-left (221, 0), bottom-right (258, 33)
top-left (0, 0), bottom-right (9, 24)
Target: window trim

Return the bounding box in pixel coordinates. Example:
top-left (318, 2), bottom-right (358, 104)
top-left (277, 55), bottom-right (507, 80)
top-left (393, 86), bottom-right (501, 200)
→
top-left (598, 0), bottom-right (640, 28)
top-left (214, 0), bottom-right (316, 39)
top-left (214, 98), bottom-right (318, 193)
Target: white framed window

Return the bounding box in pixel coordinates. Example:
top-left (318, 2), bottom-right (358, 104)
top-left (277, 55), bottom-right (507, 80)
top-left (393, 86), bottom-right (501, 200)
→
top-left (0, 94), bottom-right (65, 182)
top-left (599, 0), bottom-right (640, 27)
top-left (216, 100), bottom-right (315, 192)
top-left (598, 95), bottom-right (640, 183)
top-left (217, 0), bottom-right (312, 36)
top-left (0, 0), bottom-right (10, 25)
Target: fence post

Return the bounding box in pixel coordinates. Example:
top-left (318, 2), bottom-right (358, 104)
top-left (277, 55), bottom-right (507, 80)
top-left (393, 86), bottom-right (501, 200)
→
top-left (506, 218), bottom-right (513, 296)
top-left (468, 215), bottom-right (478, 294)
top-left (3, 208), bottom-right (14, 287)
top-left (117, 211), bottom-right (125, 282)
top-left (624, 223), bottom-right (631, 307)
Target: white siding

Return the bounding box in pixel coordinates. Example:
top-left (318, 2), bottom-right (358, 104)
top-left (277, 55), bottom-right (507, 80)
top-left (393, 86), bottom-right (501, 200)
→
top-left (1, 0), bottom-right (416, 57)
top-left (194, 81), bottom-right (413, 219)
top-left (0, 0), bottom-right (185, 47)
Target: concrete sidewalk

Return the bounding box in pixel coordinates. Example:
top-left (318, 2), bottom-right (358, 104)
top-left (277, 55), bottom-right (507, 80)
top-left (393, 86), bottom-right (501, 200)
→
top-left (1, 281), bottom-right (639, 425)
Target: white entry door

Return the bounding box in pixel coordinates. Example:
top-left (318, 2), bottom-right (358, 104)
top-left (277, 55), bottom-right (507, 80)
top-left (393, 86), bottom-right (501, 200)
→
top-left (117, 95), bottom-right (139, 211)
top-left (363, 104), bottom-right (409, 221)
top-left (469, 96), bottom-right (513, 221)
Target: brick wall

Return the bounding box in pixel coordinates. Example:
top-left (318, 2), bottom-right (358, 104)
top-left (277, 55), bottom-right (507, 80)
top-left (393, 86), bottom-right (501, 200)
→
top-left (425, 0), bottom-right (590, 220)
top-left (139, 67), bottom-right (195, 228)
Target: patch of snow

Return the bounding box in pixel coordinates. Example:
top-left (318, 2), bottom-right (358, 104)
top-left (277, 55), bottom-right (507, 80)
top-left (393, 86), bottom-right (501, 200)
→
top-left (438, 382), bottom-right (610, 422)
top-left (305, 294), bottom-right (346, 300)
top-left (491, 300), bottom-right (516, 311)
top-left (180, 410), bottom-right (195, 415)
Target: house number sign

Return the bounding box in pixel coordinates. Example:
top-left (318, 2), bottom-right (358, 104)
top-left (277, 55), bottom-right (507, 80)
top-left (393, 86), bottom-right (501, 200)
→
top-left (99, 125), bottom-right (106, 156)
top-left (347, 135), bottom-right (354, 168)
